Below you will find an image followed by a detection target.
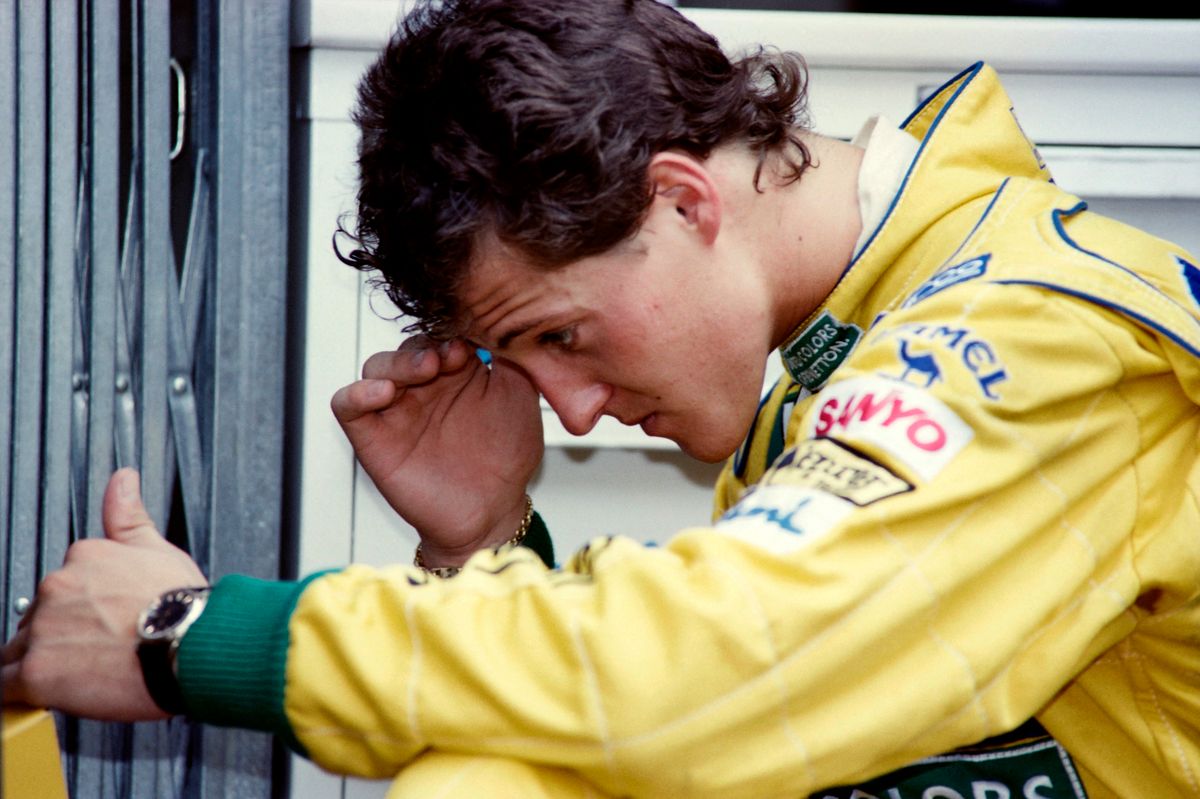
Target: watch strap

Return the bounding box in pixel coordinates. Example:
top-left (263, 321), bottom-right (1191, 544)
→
top-left (138, 640), bottom-right (186, 715)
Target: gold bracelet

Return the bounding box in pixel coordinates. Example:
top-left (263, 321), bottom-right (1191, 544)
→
top-left (414, 494), bottom-right (534, 578)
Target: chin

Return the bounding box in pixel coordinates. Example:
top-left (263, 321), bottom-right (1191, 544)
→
top-left (673, 433), bottom-right (740, 464)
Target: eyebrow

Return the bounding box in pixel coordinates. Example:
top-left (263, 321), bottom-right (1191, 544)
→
top-left (496, 321), bottom-right (538, 351)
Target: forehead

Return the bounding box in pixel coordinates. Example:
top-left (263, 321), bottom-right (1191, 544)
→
top-left (456, 235), bottom-right (651, 345)
top-left (455, 243), bottom-right (570, 343)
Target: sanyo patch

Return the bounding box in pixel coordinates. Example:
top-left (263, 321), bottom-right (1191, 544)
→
top-left (766, 438), bottom-right (912, 506)
top-left (805, 375), bottom-right (973, 481)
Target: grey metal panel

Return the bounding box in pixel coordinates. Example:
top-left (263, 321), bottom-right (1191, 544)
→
top-left (201, 0), bottom-right (291, 795)
top-left (0, 0), bottom-right (17, 642)
top-left (41, 0), bottom-right (80, 590)
top-left (209, 0), bottom-right (290, 578)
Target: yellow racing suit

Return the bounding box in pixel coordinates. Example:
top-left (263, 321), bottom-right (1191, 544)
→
top-left (176, 64), bottom-right (1200, 798)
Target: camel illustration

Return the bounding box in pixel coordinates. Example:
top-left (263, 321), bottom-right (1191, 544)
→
top-left (898, 339), bottom-right (942, 388)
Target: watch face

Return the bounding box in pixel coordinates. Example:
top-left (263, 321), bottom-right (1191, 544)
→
top-left (139, 589), bottom-right (206, 641)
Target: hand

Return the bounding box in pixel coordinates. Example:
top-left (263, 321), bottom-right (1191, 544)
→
top-left (2, 468), bottom-right (207, 720)
top-left (331, 336), bottom-right (543, 566)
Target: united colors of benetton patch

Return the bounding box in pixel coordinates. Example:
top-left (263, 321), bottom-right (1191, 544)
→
top-left (781, 311), bottom-right (863, 392)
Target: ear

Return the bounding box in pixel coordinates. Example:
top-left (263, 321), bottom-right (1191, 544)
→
top-left (646, 152), bottom-right (722, 247)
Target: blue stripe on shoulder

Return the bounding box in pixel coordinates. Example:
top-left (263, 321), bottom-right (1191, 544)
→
top-left (900, 61), bottom-right (985, 129)
top-left (1050, 205), bottom-right (1200, 341)
top-left (994, 279), bottom-right (1200, 359)
top-left (1049, 205), bottom-right (1172, 299)
top-left (850, 62), bottom-right (986, 271)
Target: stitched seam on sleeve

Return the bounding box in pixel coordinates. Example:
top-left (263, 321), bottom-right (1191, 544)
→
top-left (710, 559), bottom-right (814, 778)
top-left (570, 616), bottom-right (616, 773)
top-left (405, 592), bottom-right (425, 742)
top-left (1129, 647), bottom-right (1199, 794)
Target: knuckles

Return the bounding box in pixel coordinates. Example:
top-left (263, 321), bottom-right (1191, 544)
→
top-left (36, 567), bottom-right (82, 600)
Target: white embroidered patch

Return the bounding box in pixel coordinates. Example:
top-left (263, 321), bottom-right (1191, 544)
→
top-left (716, 484), bottom-right (855, 555)
top-left (766, 438), bottom-right (912, 506)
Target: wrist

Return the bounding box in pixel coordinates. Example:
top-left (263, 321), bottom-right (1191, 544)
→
top-left (415, 494), bottom-right (533, 575)
top-left (136, 586), bottom-right (211, 715)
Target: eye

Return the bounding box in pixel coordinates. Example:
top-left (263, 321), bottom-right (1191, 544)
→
top-left (537, 326), bottom-right (577, 350)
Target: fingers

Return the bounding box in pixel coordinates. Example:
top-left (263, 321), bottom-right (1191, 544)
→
top-left (2, 627), bottom-right (31, 705)
top-left (2, 662), bottom-right (30, 706)
top-left (1, 626), bottom-right (30, 667)
top-left (362, 346), bottom-right (439, 385)
top-left (331, 378), bottom-right (398, 425)
top-left (336, 339), bottom-right (484, 427)
top-left (362, 338), bottom-right (475, 384)
top-left (101, 469), bottom-right (160, 547)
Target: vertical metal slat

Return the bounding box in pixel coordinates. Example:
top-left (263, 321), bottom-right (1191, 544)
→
top-left (9, 0), bottom-right (48, 644)
top-left (0, 0), bottom-right (17, 643)
top-left (136, 0), bottom-right (172, 532)
top-left (40, 0), bottom-right (80, 596)
top-left (114, 182), bottom-right (140, 471)
top-left (168, 150), bottom-right (212, 560)
top-left (84, 0), bottom-right (119, 539)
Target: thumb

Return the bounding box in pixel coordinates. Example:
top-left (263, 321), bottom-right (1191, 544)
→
top-left (102, 468), bottom-right (161, 546)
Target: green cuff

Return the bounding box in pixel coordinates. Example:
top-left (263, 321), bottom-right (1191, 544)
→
top-left (519, 510), bottom-right (554, 568)
top-left (176, 572), bottom-right (332, 756)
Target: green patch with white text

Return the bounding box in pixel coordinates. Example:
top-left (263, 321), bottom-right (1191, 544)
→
top-left (782, 311), bottom-right (862, 392)
top-left (815, 733), bottom-right (1087, 799)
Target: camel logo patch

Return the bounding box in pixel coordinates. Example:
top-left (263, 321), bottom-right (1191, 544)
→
top-left (875, 323), bottom-right (1008, 401)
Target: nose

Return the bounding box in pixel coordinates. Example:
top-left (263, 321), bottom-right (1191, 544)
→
top-left (530, 362), bottom-right (611, 437)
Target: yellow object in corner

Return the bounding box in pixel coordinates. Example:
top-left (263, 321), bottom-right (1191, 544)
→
top-left (2, 707), bottom-right (68, 799)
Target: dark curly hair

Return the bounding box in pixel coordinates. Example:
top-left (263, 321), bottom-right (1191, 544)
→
top-left (337, 0), bottom-right (812, 334)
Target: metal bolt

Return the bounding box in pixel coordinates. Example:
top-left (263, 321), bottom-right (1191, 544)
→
top-left (115, 375), bottom-right (130, 393)
top-left (14, 596), bottom-right (31, 615)
top-left (172, 376), bottom-right (188, 395)
top-left (72, 373), bottom-right (87, 391)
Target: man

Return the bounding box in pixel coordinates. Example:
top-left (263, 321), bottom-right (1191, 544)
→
top-left (5, 1), bottom-right (1200, 797)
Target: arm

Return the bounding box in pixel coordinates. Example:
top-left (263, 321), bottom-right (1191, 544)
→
top-left (331, 336), bottom-right (546, 567)
top-left (179, 286), bottom-right (1184, 795)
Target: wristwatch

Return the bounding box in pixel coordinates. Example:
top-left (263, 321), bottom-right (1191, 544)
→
top-left (136, 586), bottom-right (210, 715)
